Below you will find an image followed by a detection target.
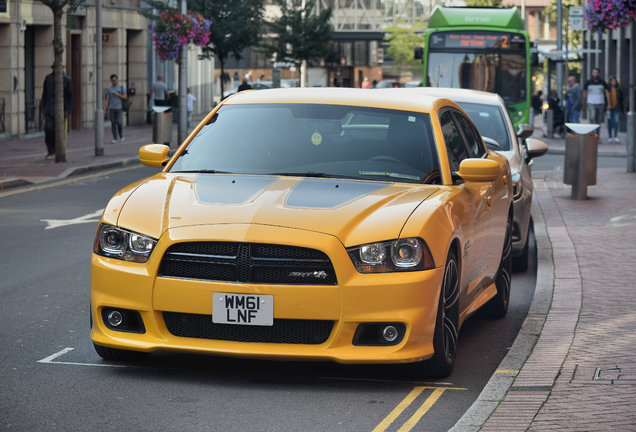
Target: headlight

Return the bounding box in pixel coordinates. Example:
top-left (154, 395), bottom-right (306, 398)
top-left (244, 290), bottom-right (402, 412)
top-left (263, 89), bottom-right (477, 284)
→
top-left (512, 171), bottom-right (523, 200)
top-left (347, 237), bottom-right (435, 273)
top-left (93, 223), bottom-right (157, 263)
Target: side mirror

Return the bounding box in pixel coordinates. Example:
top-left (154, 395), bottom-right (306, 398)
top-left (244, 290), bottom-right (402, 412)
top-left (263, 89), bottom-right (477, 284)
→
top-left (457, 158), bottom-right (500, 183)
top-left (139, 144), bottom-right (170, 167)
top-left (516, 124), bottom-right (534, 139)
top-left (414, 47), bottom-right (423, 60)
top-left (525, 138), bottom-right (548, 160)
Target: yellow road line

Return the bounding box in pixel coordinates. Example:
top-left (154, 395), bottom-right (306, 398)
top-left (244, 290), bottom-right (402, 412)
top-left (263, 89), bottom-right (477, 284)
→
top-left (397, 388), bottom-right (447, 432)
top-left (495, 369), bottom-right (519, 374)
top-left (0, 165), bottom-right (142, 199)
top-left (372, 386), bottom-right (467, 432)
top-left (372, 387), bottom-right (426, 432)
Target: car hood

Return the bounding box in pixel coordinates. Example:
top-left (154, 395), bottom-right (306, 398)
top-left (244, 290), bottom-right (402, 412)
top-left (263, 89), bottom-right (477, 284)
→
top-left (113, 173), bottom-right (439, 246)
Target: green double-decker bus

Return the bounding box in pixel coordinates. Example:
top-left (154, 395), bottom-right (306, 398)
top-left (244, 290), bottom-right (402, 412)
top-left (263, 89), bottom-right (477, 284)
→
top-left (417, 6), bottom-right (531, 127)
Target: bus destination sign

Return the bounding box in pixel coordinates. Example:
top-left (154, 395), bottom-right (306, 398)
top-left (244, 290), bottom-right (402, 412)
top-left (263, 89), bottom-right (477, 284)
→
top-left (430, 31), bottom-right (525, 50)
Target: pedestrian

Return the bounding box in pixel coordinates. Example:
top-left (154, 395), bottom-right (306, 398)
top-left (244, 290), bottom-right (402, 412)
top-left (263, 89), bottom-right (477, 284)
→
top-left (582, 68), bottom-right (610, 139)
top-left (104, 73), bottom-right (127, 143)
top-left (41, 64), bottom-right (73, 160)
top-left (606, 76), bottom-right (625, 143)
top-left (238, 78), bottom-right (252, 92)
top-left (531, 90), bottom-right (543, 118)
top-left (361, 77), bottom-right (371, 89)
top-left (150, 74), bottom-right (168, 107)
top-left (566, 76), bottom-right (582, 123)
top-left (186, 87), bottom-right (196, 127)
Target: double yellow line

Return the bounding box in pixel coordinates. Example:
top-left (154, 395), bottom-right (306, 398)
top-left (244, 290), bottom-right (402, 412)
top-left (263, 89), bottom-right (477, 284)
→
top-left (372, 386), bottom-right (466, 432)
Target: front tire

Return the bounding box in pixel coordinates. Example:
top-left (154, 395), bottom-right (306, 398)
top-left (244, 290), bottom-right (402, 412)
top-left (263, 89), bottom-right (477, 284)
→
top-left (488, 214), bottom-right (513, 318)
top-left (426, 250), bottom-right (460, 378)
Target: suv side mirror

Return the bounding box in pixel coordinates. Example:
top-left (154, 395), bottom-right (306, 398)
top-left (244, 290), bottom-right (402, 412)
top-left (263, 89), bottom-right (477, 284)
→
top-left (516, 124), bottom-right (534, 139)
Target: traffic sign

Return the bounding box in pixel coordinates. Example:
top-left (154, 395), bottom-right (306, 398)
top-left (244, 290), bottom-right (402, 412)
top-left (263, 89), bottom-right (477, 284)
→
top-left (570, 6), bottom-right (585, 31)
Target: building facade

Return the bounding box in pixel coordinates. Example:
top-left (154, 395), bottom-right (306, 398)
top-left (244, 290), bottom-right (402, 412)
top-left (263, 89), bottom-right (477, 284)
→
top-left (0, 0), bottom-right (215, 138)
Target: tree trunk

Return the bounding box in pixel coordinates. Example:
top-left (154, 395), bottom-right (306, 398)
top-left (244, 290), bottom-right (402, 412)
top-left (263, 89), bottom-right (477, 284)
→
top-left (219, 58), bottom-right (225, 102)
top-left (53, 8), bottom-right (66, 163)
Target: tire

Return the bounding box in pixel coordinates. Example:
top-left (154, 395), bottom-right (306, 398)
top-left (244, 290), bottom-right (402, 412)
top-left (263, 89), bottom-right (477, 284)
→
top-left (512, 220), bottom-right (532, 273)
top-left (488, 214), bottom-right (513, 318)
top-left (93, 343), bottom-right (150, 362)
top-left (426, 250), bottom-right (460, 378)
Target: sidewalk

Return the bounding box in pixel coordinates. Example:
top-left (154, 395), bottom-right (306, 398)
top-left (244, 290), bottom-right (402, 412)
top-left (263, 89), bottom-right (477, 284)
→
top-left (2, 117), bottom-right (636, 431)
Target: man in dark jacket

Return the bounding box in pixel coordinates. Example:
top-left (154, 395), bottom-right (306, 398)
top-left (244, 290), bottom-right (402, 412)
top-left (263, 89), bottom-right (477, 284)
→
top-left (41, 65), bottom-right (73, 159)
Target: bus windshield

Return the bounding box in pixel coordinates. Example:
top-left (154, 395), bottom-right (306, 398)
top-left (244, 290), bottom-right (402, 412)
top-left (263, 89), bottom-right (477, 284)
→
top-left (427, 52), bottom-right (527, 105)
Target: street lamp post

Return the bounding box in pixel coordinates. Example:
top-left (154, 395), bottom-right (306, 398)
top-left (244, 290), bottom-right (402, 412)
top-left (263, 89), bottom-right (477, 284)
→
top-left (178, 0), bottom-right (188, 145)
top-left (95, 0), bottom-right (103, 156)
top-left (627, 22), bottom-right (636, 173)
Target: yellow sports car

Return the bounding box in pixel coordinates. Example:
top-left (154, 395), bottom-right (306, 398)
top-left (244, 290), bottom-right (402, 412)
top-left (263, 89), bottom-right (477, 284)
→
top-left (91, 88), bottom-right (512, 377)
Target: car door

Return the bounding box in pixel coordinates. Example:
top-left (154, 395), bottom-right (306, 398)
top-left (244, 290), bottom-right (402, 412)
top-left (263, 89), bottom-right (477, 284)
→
top-left (440, 110), bottom-right (497, 309)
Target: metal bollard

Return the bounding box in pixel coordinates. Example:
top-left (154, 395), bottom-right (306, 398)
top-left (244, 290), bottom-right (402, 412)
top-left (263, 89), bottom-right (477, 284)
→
top-left (563, 123), bottom-right (599, 200)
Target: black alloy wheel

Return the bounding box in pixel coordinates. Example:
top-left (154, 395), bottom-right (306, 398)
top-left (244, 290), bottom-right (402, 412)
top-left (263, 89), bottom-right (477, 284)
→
top-left (426, 250), bottom-right (460, 378)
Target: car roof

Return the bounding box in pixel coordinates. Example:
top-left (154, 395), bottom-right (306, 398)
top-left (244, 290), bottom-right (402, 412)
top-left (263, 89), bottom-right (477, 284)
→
top-left (223, 87), bottom-right (459, 113)
top-left (409, 87), bottom-right (504, 107)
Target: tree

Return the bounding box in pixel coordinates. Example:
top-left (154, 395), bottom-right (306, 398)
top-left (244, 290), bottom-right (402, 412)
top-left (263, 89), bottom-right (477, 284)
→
top-left (39, 0), bottom-right (81, 163)
top-left (384, 24), bottom-right (426, 75)
top-left (464, 0), bottom-right (503, 6)
top-left (189, 0), bottom-right (265, 99)
top-left (265, 0), bottom-right (333, 86)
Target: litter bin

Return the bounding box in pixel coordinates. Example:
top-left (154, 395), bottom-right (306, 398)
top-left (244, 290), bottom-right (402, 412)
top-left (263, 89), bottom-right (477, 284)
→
top-left (563, 123), bottom-right (599, 200)
top-left (152, 106), bottom-right (172, 145)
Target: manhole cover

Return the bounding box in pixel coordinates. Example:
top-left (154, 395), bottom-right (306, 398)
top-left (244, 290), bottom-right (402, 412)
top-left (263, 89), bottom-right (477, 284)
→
top-left (593, 367), bottom-right (636, 383)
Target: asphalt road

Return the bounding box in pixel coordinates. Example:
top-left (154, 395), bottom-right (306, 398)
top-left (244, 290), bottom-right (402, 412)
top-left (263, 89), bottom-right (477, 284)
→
top-left (0, 165), bottom-right (536, 431)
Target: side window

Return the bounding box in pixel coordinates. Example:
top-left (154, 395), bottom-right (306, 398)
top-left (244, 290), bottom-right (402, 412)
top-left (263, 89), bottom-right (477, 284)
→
top-left (454, 113), bottom-right (486, 158)
top-left (440, 111), bottom-right (469, 172)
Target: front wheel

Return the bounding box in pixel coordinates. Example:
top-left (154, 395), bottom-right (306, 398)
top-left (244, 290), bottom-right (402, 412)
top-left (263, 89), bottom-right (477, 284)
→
top-left (425, 250), bottom-right (460, 378)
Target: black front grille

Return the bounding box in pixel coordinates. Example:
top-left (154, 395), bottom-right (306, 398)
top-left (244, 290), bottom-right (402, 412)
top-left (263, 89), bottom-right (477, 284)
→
top-left (159, 242), bottom-right (337, 285)
top-left (163, 312), bottom-right (334, 344)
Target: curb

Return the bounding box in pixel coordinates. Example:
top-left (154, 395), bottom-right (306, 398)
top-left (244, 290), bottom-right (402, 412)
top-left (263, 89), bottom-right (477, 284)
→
top-left (547, 147), bottom-right (627, 158)
top-left (0, 157), bottom-right (140, 191)
top-left (450, 195), bottom-right (555, 431)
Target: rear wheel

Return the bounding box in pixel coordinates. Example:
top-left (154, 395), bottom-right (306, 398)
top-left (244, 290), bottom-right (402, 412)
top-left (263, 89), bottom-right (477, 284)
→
top-left (426, 250), bottom-right (460, 378)
top-left (93, 343), bottom-right (150, 362)
top-left (488, 214), bottom-right (513, 318)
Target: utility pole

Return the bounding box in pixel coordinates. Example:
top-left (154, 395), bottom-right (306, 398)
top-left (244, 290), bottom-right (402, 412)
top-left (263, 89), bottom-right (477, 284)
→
top-left (95, 0), bottom-right (103, 156)
top-left (178, 0), bottom-right (187, 145)
top-left (556, 0), bottom-right (564, 111)
top-left (627, 22), bottom-right (635, 173)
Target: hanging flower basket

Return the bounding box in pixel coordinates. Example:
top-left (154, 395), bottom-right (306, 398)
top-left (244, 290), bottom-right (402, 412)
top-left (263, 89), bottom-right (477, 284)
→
top-left (584, 0), bottom-right (636, 33)
top-left (152, 12), bottom-right (211, 61)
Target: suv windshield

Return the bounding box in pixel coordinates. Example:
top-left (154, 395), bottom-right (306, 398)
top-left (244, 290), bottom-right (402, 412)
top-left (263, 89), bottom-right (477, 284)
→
top-left (170, 104), bottom-right (440, 184)
top-left (456, 101), bottom-right (512, 151)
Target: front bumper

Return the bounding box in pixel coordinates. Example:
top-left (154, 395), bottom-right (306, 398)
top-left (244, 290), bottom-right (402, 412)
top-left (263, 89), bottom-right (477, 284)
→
top-left (91, 224), bottom-right (444, 364)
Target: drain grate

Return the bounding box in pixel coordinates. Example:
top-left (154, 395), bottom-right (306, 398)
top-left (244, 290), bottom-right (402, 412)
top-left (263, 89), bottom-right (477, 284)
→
top-left (593, 367), bottom-right (636, 383)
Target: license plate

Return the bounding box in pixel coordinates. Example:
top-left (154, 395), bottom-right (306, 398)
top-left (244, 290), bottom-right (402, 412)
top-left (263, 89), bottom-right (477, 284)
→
top-left (212, 293), bottom-right (274, 326)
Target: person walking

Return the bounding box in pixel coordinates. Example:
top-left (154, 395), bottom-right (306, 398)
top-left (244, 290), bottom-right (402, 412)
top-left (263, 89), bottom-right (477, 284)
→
top-left (606, 76), bottom-right (625, 143)
top-left (582, 68), bottom-right (610, 140)
top-left (531, 90), bottom-right (543, 119)
top-left (150, 74), bottom-right (168, 107)
top-left (566, 76), bottom-right (582, 123)
top-left (41, 64), bottom-right (73, 160)
top-left (186, 87), bottom-right (196, 127)
top-left (104, 74), bottom-right (127, 143)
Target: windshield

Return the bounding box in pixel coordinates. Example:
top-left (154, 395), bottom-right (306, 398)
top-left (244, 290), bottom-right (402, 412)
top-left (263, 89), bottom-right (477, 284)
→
top-left (427, 52), bottom-right (527, 105)
top-left (169, 104), bottom-right (440, 184)
top-left (455, 101), bottom-right (512, 151)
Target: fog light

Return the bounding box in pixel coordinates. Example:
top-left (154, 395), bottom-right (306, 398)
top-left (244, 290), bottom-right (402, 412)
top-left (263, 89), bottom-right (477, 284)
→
top-left (107, 310), bottom-right (124, 327)
top-left (382, 325), bottom-right (399, 342)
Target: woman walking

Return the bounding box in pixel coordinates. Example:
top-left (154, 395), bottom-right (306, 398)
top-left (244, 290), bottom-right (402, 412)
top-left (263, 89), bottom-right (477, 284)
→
top-left (606, 76), bottom-right (625, 143)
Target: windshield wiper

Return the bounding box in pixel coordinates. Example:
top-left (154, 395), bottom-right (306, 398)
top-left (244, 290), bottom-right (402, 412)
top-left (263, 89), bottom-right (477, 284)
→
top-left (359, 170), bottom-right (421, 181)
top-left (269, 172), bottom-right (329, 178)
top-left (170, 169), bottom-right (233, 174)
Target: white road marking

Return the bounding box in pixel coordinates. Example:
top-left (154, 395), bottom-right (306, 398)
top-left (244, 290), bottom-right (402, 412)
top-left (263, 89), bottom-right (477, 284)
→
top-left (37, 347), bottom-right (130, 368)
top-left (41, 209), bottom-right (104, 230)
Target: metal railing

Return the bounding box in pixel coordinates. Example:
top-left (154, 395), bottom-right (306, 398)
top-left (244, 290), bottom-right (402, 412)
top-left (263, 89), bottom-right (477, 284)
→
top-left (0, 98), bottom-right (5, 133)
top-left (25, 99), bottom-right (43, 133)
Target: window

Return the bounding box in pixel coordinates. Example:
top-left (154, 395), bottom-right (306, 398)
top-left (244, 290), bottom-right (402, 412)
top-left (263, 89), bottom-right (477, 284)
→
top-left (454, 113), bottom-right (486, 158)
top-left (440, 111), bottom-right (470, 172)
